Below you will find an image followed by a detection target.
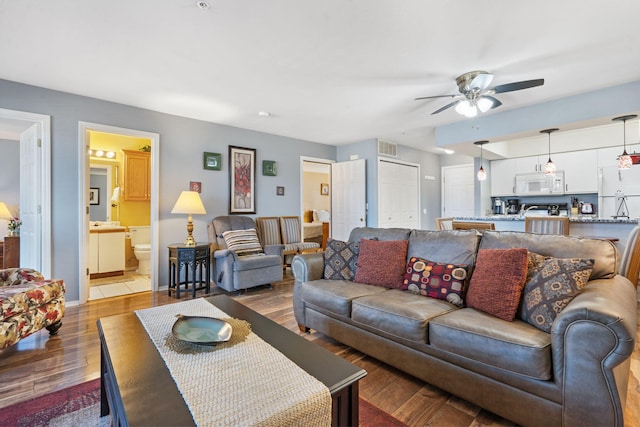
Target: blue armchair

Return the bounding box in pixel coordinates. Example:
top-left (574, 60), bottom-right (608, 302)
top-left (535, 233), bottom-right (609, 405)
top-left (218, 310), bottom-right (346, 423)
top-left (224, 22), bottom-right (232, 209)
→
top-left (207, 216), bottom-right (283, 292)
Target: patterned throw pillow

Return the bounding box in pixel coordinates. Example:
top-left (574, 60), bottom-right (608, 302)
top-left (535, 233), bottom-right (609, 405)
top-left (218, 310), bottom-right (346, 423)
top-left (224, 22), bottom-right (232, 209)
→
top-left (222, 229), bottom-right (264, 256)
top-left (521, 256), bottom-right (594, 332)
top-left (466, 248), bottom-right (529, 321)
top-left (354, 239), bottom-right (408, 288)
top-left (402, 257), bottom-right (469, 307)
top-left (323, 238), bottom-right (360, 280)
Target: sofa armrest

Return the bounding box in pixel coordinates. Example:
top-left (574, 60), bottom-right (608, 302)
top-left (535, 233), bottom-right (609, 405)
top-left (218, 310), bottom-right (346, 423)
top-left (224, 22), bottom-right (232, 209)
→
top-left (292, 252), bottom-right (324, 284)
top-left (0, 268), bottom-right (44, 287)
top-left (292, 252), bottom-right (325, 328)
top-left (551, 275), bottom-right (637, 427)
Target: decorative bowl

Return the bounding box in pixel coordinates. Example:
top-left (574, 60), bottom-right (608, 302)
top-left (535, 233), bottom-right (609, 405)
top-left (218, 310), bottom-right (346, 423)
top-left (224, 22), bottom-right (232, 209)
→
top-left (171, 314), bottom-right (233, 345)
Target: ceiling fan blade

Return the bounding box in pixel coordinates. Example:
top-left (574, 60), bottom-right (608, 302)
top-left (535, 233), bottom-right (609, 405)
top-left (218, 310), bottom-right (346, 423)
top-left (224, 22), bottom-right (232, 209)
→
top-left (483, 96), bottom-right (502, 109)
top-left (470, 73), bottom-right (493, 91)
top-left (492, 78), bottom-right (544, 94)
top-left (414, 94), bottom-right (458, 101)
top-left (431, 100), bottom-right (460, 115)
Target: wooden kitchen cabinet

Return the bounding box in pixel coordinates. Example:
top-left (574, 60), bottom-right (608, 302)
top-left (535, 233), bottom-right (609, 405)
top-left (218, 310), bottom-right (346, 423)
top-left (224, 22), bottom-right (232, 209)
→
top-left (123, 149), bottom-right (150, 201)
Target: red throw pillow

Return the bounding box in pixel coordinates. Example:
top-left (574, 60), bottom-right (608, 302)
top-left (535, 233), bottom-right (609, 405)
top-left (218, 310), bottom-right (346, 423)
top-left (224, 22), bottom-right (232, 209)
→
top-left (354, 239), bottom-right (408, 288)
top-left (466, 248), bottom-right (529, 321)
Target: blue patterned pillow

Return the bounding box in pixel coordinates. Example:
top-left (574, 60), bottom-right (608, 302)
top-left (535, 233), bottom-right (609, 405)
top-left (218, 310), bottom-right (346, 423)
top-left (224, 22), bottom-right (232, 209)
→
top-left (520, 255), bottom-right (594, 332)
top-left (323, 238), bottom-right (360, 280)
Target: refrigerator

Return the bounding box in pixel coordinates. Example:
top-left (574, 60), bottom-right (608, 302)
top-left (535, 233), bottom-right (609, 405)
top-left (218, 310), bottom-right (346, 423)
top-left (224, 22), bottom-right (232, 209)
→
top-left (598, 165), bottom-right (640, 218)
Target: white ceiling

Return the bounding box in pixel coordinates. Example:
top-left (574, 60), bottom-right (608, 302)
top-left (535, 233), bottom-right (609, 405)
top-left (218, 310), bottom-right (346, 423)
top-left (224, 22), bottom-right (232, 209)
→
top-left (1, 1), bottom-right (639, 152)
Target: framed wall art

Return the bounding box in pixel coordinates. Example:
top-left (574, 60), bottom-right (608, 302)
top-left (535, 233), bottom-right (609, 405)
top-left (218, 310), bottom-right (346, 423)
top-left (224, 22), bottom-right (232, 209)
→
top-left (276, 186), bottom-right (285, 196)
top-left (89, 188), bottom-right (100, 205)
top-left (229, 146), bottom-right (256, 214)
top-left (189, 181), bottom-right (202, 193)
top-left (320, 183), bottom-right (329, 196)
top-left (203, 152), bottom-right (222, 170)
top-left (262, 160), bottom-right (277, 176)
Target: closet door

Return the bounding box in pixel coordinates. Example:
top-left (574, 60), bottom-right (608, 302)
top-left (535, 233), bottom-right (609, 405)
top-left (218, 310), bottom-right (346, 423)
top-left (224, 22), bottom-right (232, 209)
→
top-left (378, 159), bottom-right (419, 229)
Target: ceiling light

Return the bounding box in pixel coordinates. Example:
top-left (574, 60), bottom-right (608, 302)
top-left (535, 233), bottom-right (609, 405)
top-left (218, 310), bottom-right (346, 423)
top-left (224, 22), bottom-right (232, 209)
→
top-left (258, 111), bottom-right (271, 117)
top-left (613, 114), bottom-right (637, 170)
top-left (442, 148), bottom-right (455, 155)
top-left (540, 128), bottom-right (558, 176)
top-left (196, 1), bottom-right (210, 10)
top-left (455, 100), bottom-right (477, 118)
top-left (476, 97), bottom-right (494, 113)
top-left (474, 140), bottom-right (489, 181)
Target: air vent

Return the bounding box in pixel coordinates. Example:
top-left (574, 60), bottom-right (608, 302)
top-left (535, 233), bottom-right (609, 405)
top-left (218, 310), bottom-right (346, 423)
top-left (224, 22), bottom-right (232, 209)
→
top-left (377, 139), bottom-right (397, 157)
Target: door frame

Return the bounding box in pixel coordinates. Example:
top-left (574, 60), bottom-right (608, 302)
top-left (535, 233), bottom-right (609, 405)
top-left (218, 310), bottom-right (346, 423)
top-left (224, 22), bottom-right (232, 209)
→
top-left (78, 122), bottom-right (160, 304)
top-left (300, 156), bottom-right (334, 235)
top-left (0, 108), bottom-right (51, 277)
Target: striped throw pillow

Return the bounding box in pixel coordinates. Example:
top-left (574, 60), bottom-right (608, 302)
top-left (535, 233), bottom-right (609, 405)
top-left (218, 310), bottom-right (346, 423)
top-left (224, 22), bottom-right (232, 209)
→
top-left (222, 229), bottom-right (264, 256)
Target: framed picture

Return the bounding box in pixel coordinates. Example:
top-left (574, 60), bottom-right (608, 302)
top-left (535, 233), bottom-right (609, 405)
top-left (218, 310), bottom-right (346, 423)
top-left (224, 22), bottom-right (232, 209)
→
top-left (262, 160), bottom-right (277, 176)
top-left (229, 146), bottom-right (256, 214)
top-left (189, 181), bottom-right (202, 193)
top-left (276, 186), bottom-right (285, 196)
top-left (320, 183), bottom-right (329, 196)
top-left (89, 188), bottom-right (100, 205)
top-left (203, 152), bottom-right (222, 170)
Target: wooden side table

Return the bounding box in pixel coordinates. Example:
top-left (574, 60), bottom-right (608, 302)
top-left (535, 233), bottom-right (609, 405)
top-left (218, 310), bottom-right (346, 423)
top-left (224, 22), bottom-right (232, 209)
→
top-left (168, 244), bottom-right (210, 298)
top-left (3, 236), bottom-right (20, 269)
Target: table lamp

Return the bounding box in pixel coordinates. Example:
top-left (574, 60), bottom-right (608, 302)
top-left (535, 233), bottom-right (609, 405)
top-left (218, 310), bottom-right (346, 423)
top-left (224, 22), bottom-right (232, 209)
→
top-left (171, 191), bottom-right (207, 246)
top-left (0, 202), bottom-right (12, 221)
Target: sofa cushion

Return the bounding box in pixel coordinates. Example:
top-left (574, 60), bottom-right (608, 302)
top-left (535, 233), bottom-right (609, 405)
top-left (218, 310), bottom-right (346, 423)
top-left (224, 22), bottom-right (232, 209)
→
top-left (479, 231), bottom-right (616, 280)
top-left (301, 279), bottom-right (387, 318)
top-left (222, 228), bottom-right (264, 256)
top-left (429, 308), bottom-right (552, 380)
top-left (407, 229), bottom-right (479, 265)
top-left (348, 227), bottom-right (411, 242)
top-left (520, 256), bottom-right (594, 332)
top-left (402, 257), bottom-right (469, 307)
top-left (351, 290), bottom-right (458, 344)
top-left (354, 239), bottom-right (408, 288)
top-left (323, 238), bottom-right (360, 280)
top-left (466, 248), bottom-right (529, 321)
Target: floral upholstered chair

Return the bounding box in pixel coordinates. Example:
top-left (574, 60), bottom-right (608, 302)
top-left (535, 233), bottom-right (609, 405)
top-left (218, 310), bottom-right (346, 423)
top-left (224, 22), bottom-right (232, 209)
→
top-left (0, 268), bottom-right (65, 350)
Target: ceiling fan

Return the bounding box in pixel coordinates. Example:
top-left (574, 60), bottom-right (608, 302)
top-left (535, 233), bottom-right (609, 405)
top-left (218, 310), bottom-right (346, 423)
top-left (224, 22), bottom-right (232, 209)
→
top-left (415, 70), bottom-right (544, 117)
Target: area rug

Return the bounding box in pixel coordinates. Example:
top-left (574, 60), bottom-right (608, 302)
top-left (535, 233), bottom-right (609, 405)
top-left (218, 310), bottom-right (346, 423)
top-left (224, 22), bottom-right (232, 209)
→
top-left (0, 379), bottom-right (407, 427)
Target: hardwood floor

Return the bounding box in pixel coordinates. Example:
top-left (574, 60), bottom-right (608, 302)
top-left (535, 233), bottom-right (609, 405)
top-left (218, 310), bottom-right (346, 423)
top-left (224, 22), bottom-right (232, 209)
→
top-left (1, 272), bottom-right (638, 426)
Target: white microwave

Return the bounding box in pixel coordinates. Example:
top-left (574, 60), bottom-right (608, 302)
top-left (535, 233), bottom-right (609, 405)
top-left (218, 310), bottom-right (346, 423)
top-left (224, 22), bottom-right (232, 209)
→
top-left (514, 171), bottom-right (565, 195)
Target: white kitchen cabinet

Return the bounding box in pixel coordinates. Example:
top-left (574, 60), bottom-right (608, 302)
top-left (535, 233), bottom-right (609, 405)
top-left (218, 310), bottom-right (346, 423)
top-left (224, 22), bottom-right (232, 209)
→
top-left (490, 159), bottom-right (516, 196)
top-left (553, 150), bottom-right (598, 193)
top-left (89, 229), bottom-right (125, 277)
top-left (515, 155), bottom-right (544, 173)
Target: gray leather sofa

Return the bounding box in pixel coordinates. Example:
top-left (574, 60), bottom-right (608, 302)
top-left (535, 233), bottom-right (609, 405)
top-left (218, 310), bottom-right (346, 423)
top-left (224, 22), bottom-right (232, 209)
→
top-left (292, 227), bottom-right (637, 427)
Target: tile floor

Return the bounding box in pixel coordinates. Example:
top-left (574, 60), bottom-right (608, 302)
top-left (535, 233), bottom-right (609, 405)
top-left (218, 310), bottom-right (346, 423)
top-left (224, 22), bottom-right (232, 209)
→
top-left (89, 271), bottom-right (151, 300)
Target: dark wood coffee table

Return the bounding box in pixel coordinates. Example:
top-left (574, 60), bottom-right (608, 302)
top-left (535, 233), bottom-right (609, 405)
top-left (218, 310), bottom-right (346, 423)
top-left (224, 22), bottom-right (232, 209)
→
top-left (97, 294), bottom-right (366, 426)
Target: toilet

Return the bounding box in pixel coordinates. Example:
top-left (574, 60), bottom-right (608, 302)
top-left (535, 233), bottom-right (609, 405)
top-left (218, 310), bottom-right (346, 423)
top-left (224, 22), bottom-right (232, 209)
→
top-left (129, 225), bottom-right (151, 275)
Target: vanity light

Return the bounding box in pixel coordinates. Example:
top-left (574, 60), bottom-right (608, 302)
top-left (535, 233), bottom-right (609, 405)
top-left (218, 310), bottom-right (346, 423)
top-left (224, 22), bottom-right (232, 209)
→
top-left (613, 115), bottom-right (637, 170)
top-left (89, 149), bottom-right (117, 159)
top-left (540, 128), bottom-right (558, 176)
top-left (474, 140), bottom-right (489, 181)
top-left (171, 191), bottom-right (207, 246)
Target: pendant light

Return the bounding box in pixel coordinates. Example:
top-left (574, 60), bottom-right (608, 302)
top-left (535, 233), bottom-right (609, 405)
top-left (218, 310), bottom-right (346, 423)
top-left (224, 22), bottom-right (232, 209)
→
top-left (613, 114), bottom-right (637, 170)
top-left (474, 140), bottom-right (489, 181)
top-left (540, 128), bottom-right (559, 176)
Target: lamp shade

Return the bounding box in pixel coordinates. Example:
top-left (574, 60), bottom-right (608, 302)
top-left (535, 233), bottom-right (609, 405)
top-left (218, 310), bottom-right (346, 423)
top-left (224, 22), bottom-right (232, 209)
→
top-left (171, 191), bottom-right (207, 215)
top-left (0, 202), bottom-right (13, 220)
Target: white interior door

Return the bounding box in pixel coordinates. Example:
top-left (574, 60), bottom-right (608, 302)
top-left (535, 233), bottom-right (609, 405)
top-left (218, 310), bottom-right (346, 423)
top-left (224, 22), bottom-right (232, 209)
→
top-left (19, 123), bottom-right (42, 270)
top-left (442, 164), bottom-right (475, 218)
top-left (378, 159), bottom-right (420, 229)
top-left (331, 159), bottom-right (366, 241)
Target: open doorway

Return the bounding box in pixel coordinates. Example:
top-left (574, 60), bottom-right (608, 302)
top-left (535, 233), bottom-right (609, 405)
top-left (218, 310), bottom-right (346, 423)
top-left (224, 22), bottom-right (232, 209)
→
top-left (300, 158), bottom-right (332, 247)
top-left (78, 122), bottom-right (159, 304)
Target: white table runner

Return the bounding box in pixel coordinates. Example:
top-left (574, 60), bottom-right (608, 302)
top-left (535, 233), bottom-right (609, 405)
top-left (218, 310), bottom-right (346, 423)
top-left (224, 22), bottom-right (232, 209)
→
top-left (135, 298), bottom-right (331, 427)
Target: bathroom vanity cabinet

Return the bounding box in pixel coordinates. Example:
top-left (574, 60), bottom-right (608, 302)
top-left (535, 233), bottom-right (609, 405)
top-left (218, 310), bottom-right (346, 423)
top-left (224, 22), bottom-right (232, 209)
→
top-left (90, 228), bottom-right (125, 278)
top-left (123, 149), bottom-right (150, 201)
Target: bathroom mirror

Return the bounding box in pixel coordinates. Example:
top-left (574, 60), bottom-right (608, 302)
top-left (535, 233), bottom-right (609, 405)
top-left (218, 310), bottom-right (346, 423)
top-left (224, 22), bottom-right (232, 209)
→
top-left (89, 165), bottom-right (112, 221)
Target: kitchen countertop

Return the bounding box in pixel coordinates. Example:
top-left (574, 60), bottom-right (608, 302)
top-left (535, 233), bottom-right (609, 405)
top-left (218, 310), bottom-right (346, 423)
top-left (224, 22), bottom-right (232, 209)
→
top-left (455, 215), bottom-right (639, 224)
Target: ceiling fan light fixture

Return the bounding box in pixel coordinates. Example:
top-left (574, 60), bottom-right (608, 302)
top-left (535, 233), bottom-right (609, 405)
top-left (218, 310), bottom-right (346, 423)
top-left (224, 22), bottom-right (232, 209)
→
top-left (612, 115), bottom-right (638, 170)
top-left (455, 100), bottom-right (477, 118)
top-left (476, 97), bottom-right (494, 113)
